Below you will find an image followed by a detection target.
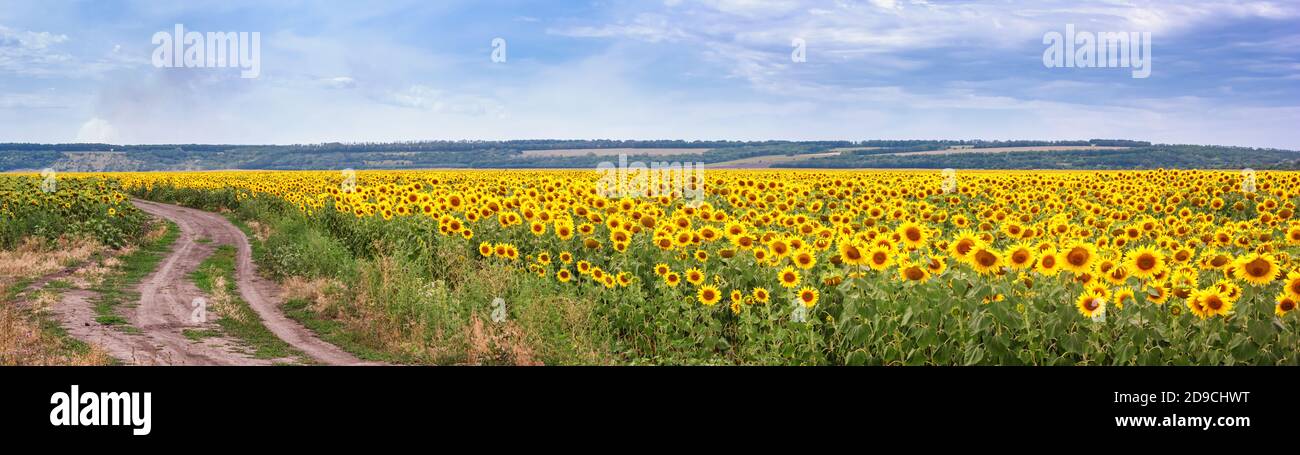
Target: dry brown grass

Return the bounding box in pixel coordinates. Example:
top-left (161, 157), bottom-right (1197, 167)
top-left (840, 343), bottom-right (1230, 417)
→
top-left (0, 295), bottom-right (111, 365)
top-left (0, 236), bottom-right (102, 288)
top-left (244, 220), bottom-right (272, 242)
top-left (70, 262), bottom-right (112, 288)
top-left (283, 253), bottom-right (551, 365)
top-left (465, 313), bottom-right (540, 366)
top-left (516, 294), bottom-right (609, 365)
top-left (142, 222), bottom-right (169, 243)
top-left (281, 276), bottom-right (345, 315)
top-left (0, 235), bottom-right (115, 365)
top-left (206, 275), bottom-right (245, 323)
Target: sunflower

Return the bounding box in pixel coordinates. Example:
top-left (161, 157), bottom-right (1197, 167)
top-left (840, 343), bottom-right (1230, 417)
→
top-left (1287, 226), bottom-right (1300, 245)
top-left (1213, 279), bottom-right (1242, 302)
top-left (1190, 288), bottom-right (1233, 318)
top-left (778, 266), bottom-right (801, 288)
top-left (694, 249), bottom-right (709, 262)
top-left (1103, 263), bottom-right (1130, 285)
top-left (697, 285), bottom-right (722, 306)
top-left (797, 287), bottom-right (819, 308)
top-left (898, 262), bottom-right (931, 283)
top-left (556, 269), bottom-right (572, 283)
top-left (1006, 243), bottom-right (1035, 270)
top-left (654, 263), bottom-right (671, 276)
top-left (949, 230), bottom-right (982, 262)
top-left (752, 287), bottom-right (770, 304)
top-left (837, 240), bottom-right (867, 266)
top-left (896, 222), bottom-right (926, 249)
top-left (1233, 253), bottom-right (1279, 285)
top-left (1062, 242), bottom-right (1097, 274)
top-left (1200, 250), bottom-right (1232, 271)
top-left (1285, 271), bottom-right (1300, 300)
top-left (478, 241), bottom-right (494, 257)
top-left (1034, 249), bottom-right (1061, 276)
top-left (1146, 283), bottom-right (1170, 305)
top-left (925, 256), bottom-right (948, 276)
top-left (792, 249), bottom-right (817, 270)
top-left (1276, 293), bottom-right (1297, 317)
top-left (1113, 288), bottom-right (1135, 310)
top-left (969, 246), bottom-right (1002, 275)
top-left (664, 272), bottom-right (681, 287)
top-left (1125, 246), bottom-right (1166, 279)
top-left (685, 268), bottom-right (705, 285)
top-left (866, 246), bottom-right (894, 271)
top-left (1075, 291), bottom-right (1106, 319)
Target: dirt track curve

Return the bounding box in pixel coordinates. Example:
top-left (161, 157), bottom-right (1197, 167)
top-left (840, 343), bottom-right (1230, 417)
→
top-left (50, 199), bottom-right (373, 365)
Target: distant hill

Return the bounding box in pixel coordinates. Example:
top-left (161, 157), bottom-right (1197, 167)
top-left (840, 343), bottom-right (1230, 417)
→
top-left (2, 139), bottom-right (1296, 171)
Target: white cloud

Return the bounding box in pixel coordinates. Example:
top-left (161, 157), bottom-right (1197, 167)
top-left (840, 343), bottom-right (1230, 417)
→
top-left (549, 14), bottom-right (688, 42)
top-left (321, 76), bottom-right (356, 89)
top-left (383, 85), bottom-right (504, 117)
top-left (0, 25), bottom-right (72, 75)
top-left (868, 0), bottom-right (900, 10)
top-left (75, 117), bottom-right (117, 143)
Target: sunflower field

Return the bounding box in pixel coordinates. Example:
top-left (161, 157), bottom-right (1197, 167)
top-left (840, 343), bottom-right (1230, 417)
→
top-left (106, 169), bottom-right (1300, 365)
top-left (0, 174), bottom-right (146, 249)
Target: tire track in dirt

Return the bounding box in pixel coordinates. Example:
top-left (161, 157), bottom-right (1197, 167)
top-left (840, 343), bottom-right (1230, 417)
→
top-left (131, 199), bottom-right (374, 365)
top-left (43, 241), bottom-right (275, 365)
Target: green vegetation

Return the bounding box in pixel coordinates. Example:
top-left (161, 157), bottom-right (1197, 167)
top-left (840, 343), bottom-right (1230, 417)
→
top-left (93, 221), bottom-right (179, 326)
top-left (0, 140), bottom-right (847, 170)
top-left (188, 245), bottom-right (309, 362)
top-left (137, 187), bottom-right (616, 365)
top-left (182, 328), bottom-right (222, 341)
top-left (0, 175), bottom-right (147, 249)
top-left (13, 139), bottom-right (1270, 171)
top-left (1, 278), bottom-right (113, 365)
top-left (780, 144), bottom-right (1300, 169)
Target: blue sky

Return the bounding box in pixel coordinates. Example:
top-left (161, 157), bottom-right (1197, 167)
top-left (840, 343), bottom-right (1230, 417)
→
top-left (0, 0), bottom-right (1297, 148)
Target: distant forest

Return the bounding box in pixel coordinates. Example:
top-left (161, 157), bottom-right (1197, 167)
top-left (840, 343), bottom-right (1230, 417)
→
top-left (776, 144), bottom-right (1300, 170)
top-left (1, 139), bottom-right (1297, 171)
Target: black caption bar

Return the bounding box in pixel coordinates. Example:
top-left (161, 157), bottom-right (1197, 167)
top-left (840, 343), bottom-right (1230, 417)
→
top-left (2, 366), bottom-right (1293, 444)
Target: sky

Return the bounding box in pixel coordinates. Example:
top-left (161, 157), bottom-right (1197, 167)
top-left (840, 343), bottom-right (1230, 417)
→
top-left (0, 0), bottom-right (1297, 148)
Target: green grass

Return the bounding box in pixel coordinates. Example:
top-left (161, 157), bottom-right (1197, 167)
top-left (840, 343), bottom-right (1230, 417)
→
top-left (189, 245), bottom-right (311, 363)
top-left (280, 298), bottom-right (408, 363)
top-left (181, 328), bottom-right (222, 341)
top-left (225, 211), bottom-right (403, 362)
top-left (2, 253), bottom-right (114, 365)
top-left (92, 221), bottom-right (180, 325)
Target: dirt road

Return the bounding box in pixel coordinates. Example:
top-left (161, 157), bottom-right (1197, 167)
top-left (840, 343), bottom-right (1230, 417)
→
top-left (49, 200), bottom-right (373, 365)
